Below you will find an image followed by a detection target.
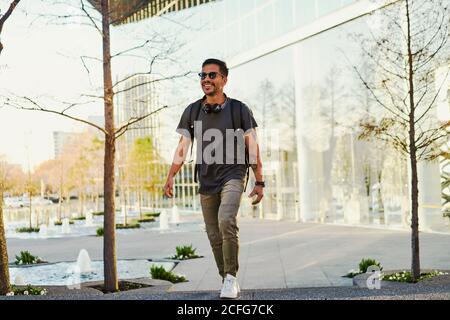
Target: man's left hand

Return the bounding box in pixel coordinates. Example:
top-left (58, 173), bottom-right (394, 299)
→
top-left (248, 185), bottom-right (264, 205)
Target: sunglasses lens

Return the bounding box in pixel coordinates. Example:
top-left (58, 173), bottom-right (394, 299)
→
top-left (199, 72), bottom-right (219, 80)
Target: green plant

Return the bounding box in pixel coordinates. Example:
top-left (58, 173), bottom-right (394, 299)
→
top-left (344, 258), bottom-right (383, 278)
top-left (381, 270), bottom-right (448, 283)
top-left (15, 227), bottom-right (40, 233)
top-left (70, 216), bottom-right (86, 221)
top-left (92, 211), bottom-right (104, 216)
top-left (150, 265), bottom-right (186, 283)
top-left (137, 217), bottom-right (155, 223)
top-left (15, 251), bottom-right (45, 265)
top-left (7, 285), bottom-right (47, 296)
top-left (96, 227), bottom-right (104, 237)
top-left (359, 258), bottom-right (383, 273)
top-left (143, 212), bottom-right (161, 218)
top-left (116, 223), bottom-right (140, 229)
top-left (170, 245), bottom-right (200, 260)
top-left (54, 220), bottom-right (74, 226)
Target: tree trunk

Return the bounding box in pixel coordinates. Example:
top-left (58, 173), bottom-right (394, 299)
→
top-left (101, 0), bottom-right (118, 293)
top-left (139, 187), bottom-right (142, 220)
top-left (405, 0), bottom-right (420, 282)
top-left (0, 190), bottom-right (11, 295)
top-left (29, 194), bottom-right (32, 229)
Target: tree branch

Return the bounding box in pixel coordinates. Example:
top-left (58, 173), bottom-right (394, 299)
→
top-left (114, 71), bottom-right (193, 95)
top-left (3, 96), bottom-right (107, 135)
top-left (0, 0), bottom-right (20, 55)
top-left (115, 105), bottom-right (168, 139)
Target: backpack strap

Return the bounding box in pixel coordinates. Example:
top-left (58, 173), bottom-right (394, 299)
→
top-left (189, 99), bottom-right (202, 183)
top-left (230, 99), bottom-right (251, 192)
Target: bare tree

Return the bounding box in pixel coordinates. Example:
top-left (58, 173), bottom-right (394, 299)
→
top-left (0, 0), bottom-right (20, 55)
top-left (348, 0), bottom-right (450, 281)
top-left (0, 0), bottom-right (21, 295)
top-left (2, 0), bottom-right (191, 292)
top-left (0, 157), bottom-right (11, 295)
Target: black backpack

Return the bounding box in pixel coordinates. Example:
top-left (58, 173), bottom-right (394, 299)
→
top-left (187, 98), bottom-right (251, 192)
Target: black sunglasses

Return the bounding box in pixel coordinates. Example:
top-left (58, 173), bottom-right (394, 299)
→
top-left (198, 72), bottom-right (224, 80)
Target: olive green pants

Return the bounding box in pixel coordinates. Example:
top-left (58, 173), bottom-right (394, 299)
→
top-left (200, 179), bottom-right (245, 278)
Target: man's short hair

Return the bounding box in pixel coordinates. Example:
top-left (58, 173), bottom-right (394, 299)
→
top-left (202, 58), bottom-right (229, 77)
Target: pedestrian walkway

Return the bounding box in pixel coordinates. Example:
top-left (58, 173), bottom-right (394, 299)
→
top-left (7, 216), bottom-right (450, 293)
top-left (168, 218), bottom-right (450, 292)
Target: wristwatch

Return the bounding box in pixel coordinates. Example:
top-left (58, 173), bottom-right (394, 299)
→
top-left (255, 181), bottom-right (266, 188)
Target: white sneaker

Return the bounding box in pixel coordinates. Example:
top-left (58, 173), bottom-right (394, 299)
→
top-left (220, 274), bottom-right (239, 299)
top-left (222, 277), bottom-right (241, 293)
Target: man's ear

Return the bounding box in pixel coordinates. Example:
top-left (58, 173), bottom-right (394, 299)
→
top-left (223, 77), bottom-right (228, 85)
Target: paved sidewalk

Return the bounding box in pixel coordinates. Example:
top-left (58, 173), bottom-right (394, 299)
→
top-left (7, 216), bottom-right (450, 293)
top-left (169, 219), bottom-right (450, 292)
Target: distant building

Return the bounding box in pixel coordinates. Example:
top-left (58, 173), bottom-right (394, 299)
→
top-left (53, 132), bottom-right (77, 159)
top-left (115, 74), bottom-right (165, 209)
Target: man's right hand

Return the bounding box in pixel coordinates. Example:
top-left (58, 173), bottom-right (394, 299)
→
top-left (163, 177), bottom-right (174, 198)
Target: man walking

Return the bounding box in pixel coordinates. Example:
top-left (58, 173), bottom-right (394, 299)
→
top-left (164, 59), bottom-right (264, 299)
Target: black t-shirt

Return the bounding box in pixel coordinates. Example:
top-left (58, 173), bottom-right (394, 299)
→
top-left (176, 97), bottom-right (258, 195)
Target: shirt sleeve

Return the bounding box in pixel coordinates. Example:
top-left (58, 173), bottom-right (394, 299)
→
top-left (176, 104), bottom-right (193, 139)
top-left (241, 103), bottom-right (258, 134)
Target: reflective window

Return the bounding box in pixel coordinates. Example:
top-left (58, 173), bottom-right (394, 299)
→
top-left (274, 0), bottom-right (294, 35)
top-left (257, 4), bottom-right (274, 44)
top-left (294, 0), bottom-right (317, 27)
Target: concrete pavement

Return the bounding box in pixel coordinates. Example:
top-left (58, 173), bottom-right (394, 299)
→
top-left (6, 215), bottom-right (450, 293)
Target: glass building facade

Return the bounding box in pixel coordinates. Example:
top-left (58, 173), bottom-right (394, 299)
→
top-left (114, 0), bottom-right (450, 232)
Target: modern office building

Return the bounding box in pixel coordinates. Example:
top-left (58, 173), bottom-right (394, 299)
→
top-left (53, 131), bottom-right (82, 159)
top-left (100, 0), bottom-right (449, 232)
top-left (115, 74), bottom-right (166, 209)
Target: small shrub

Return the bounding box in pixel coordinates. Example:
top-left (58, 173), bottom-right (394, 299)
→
top-left (92, 211), bottom-right (104, 216)
top-left (170, 245), bottom-right (200, 260)
top-left (344, 258), bottom-right (383, 278)
top-left (143, 212), bottom-right (161, 218)
top-left (96, 227), bottom-right (104, 237)
top-left (70, 216), bottom-right (86, 221)
top-left (116, 223), bottom-right (140, 229)
top-left (15, 251), bottom-right (45, 265)
top-left (359, 258), bottom-right (383, 273)
top-left (150, 265), bottom-right (186, 283)
top-left (54, 220), bottom-right (74, 226)
top-left (15, 227), bottom-right (40, 233)
top-left (137, 217), bottom-right (155, 223)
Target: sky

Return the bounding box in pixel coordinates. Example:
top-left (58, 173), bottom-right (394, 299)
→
top-left (0, 0), bottom-right (193, 171)
top-left (0, 0), bottom-right (103, 170)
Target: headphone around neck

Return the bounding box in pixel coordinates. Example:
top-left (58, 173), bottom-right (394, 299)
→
top-left (202, 94), bottom-right (228, 114)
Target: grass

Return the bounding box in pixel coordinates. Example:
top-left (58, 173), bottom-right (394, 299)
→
top-left (150, 265), bottom-right (186, 283)
top-left (15, 227), bottom-right (40, 233)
